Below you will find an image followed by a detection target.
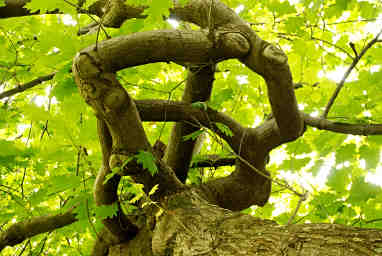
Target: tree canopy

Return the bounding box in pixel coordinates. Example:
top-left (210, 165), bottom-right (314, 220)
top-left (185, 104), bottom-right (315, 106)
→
top-left (0, 0), bottom-right (382, 255)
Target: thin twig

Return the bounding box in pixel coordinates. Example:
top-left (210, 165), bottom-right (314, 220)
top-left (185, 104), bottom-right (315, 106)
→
top-left (311, 36), bottom-right (353, 60)
top-left (322, 28), bottom-right (382, 118)
top-left (85, 199), bottom-right (101, 241)
top-left (287, 191), bottom-right (308, 226)
top-left (17, 240), bottom-right (30, 256)
top-left (21, 168), bottom-right (26, 199)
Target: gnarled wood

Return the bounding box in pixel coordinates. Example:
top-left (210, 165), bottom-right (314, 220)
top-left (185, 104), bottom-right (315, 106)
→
top-left (109, 190), bottom-right (382, 256)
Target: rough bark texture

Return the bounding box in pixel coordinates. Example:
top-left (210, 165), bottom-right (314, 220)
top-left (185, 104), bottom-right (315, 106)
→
top-left (108, 190), bottom-right (382, 256)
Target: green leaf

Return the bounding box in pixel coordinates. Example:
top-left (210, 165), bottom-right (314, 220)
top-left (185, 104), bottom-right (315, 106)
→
top-left (309, 159), bottom-right (324, 176)
top-left (279, 157), bottom-right (310, 171)
top-left (52, 62), bottom-right (77, 101)
top-left (268, 0), bottom-right (296, 16)
top-left (0, 0), bottom-right (5, 7)
top-left (327, 167), bottom-right (351, 193)
top-left (183, 129), bottom-right (205, 141)
top-left (284, 17), bottom-right (305, 34)
top-left (359, 1), bottom-right (378, 19)
top-left (25, 0), bottom-right (76, 15)
top-left (104, 157), bottom-right (133, 184)
top-left (215, 123), bottom-right (233, 137)
top-left (211, 88), bottom-right (234, 109)
top-left (335, 144), bottom-right (356, 164)
top-left (136, 151), bottom-right (158, 175)
top-left (286, 138), bottom-right (312, 155)
top-left (48, 175), bottom-right (82, 194)
top-left (359, 144), bottom-right (379, 169)
top-left (336, 0), bottom-right (350, 10)
top-left (95, 202), bottom-right (119, 219)
top-left (191, 101), bottom-right (207, 110)
top-left (22, 104), bottom-right (52, 122)
top-left (347, 177), bottom-right (380, 204)
top-left (0, 140), bottom-right (22, 157)
top-left (104, 167), bottom-right (121, 185)
top-left (311, 192), bottom-right (345, 219)
top-left (84, 0), bottom-right (99, 8)
top-left (149, 184), bottom-right (159, 196)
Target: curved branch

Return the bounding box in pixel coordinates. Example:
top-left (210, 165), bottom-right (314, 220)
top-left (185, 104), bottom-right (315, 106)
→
top-left (73, 52), bottom-right (185, 205)
top-left (77, 29), bottom-right (249, 73)
top-left (136, 100), bottom-right (273, 209)
top-left (135, 100), bottom-right (245, 151)
top-left (94, 119), bottom-right (139, 242)
top-left (0, 210), bottom-right (77, 252)
top-left (72, 0), bottom-right (303, 212)
top-left (173, 0), bottom-right (303, 142)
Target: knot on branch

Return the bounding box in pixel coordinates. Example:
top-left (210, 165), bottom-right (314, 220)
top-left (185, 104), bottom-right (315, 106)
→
top-left (217, 30), bottom-right (250, 57)
top-left (73, 52), bottom-right (103, 79)
top-left (263, 44), bottom-right (287, 65)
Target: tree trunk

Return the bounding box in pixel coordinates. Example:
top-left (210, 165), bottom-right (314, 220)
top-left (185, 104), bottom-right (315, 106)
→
top-left (108, 190), bottom-right (382, 256)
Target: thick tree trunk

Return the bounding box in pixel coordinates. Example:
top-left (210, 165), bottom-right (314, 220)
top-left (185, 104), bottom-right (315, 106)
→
top-left (108, 190), bottom-right (382, 256)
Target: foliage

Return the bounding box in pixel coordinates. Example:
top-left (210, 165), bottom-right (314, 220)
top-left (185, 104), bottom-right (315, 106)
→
top-left (0, 0), bottom-right (381, 255)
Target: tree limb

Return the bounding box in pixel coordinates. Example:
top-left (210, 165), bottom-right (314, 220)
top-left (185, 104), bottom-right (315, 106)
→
top-left (302, 112), bottom-right (382, 135)
top-left (190, 156), bottom-right (236, 168)
top-left (73, 51), bottom-right (185, 203)
top-left (165, 65), bottom-right (215, 183)
top-left (173, 0), bottom-right (304, 142)
top-left (93, 119), bottom-right (139, 242)
top-left (0, 72), bottom-right (55, 100)
top-left (0, 210), bottom-right (77, 252)
top-left (77, 29), bottom-right (249, 73)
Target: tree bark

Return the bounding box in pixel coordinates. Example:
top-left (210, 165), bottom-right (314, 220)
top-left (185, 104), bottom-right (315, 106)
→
top-left (108, 190), bottom-right (382, 256)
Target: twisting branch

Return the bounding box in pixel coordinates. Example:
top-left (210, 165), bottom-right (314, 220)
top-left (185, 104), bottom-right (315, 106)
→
top-left (322, 28), bottom-right (382, 118)
top-left (0, 72), bottom-right (55, 100)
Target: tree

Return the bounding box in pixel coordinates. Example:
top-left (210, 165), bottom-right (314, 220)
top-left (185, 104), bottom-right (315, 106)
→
top-left (0, 0), bottom-right (382, 255)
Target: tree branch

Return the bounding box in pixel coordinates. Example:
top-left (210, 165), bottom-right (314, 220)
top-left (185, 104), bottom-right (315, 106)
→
top-left (0, 0), bottom-right (145, 21)
top-left (165, 65), bottom-right (215, 183)
top-left (135, 99), bottom-right (274, 209)
top-left (77, 29), bottom-right (249, 73)
top-left (322, 28), bottom-right (382, 118)
top-left (0, 72), bottom-right (55, 100)
top-left (73, 53), bottom-right (185, 204)
top-left (93, 119), bottom-right (139, 242)
top-left (0, 210), bottom-right (77, 252)
top-left (302, 112), bottom-right (382, 135)
top-left (190, 156), bottom-right (236, 168)
top-left (135, 100), bottom-right (245, 151)
top-left (72, 0), bottom-right (304, 212)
